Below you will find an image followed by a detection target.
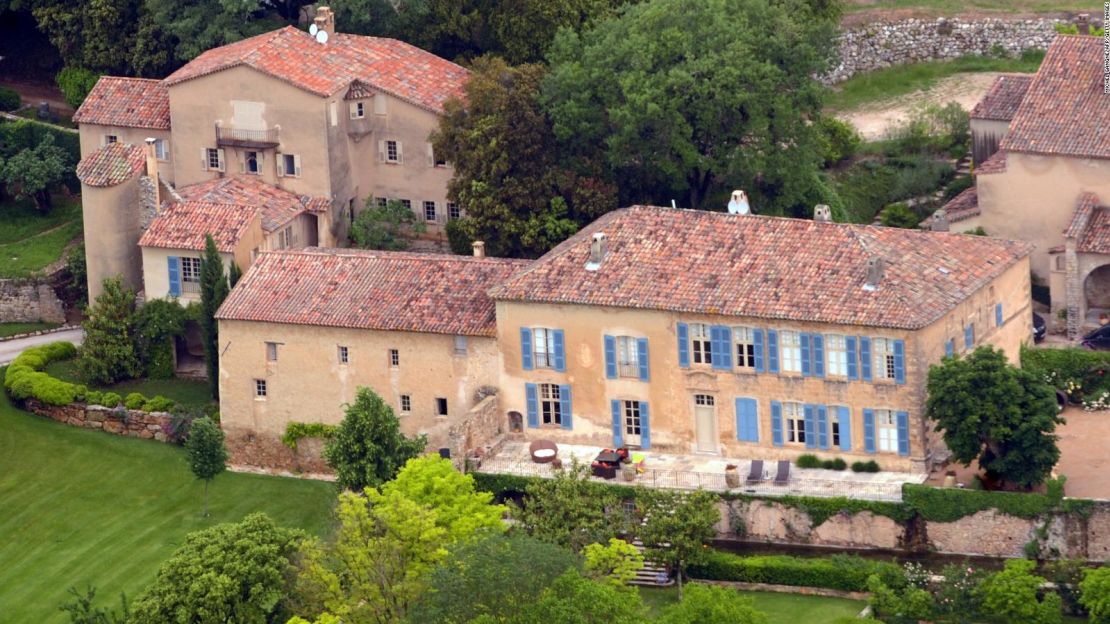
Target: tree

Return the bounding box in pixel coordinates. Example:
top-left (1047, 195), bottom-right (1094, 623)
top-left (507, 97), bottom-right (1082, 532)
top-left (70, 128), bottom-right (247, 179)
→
top-left (129, 513), bottom-right (304, 624)
top-left (583, 538), bottom-right (643, 588)
top-left (379, 455), bottom-right (506, 542)
top-left (880, 202), bottom-right (921, 229)
top-left (77, 277), bottom-right (142, 385)
top-left (0, 134), bottom-right (68, 211)
top-left (513, 460), bottom-right (620, 552)
top-left (349, 198), bottom-right (425, 250)
top-left (185, 416), bottom-right (227, 516)
top-left (56, 66), bottom-right (102, 109)
top-left (926, 346), bottom-right (1063, 489)
top-left (635, 488), bottom-right (719, 599)
top-left (543, 0), bottom-right (838, 213)
top-left (409, 533), bottom-right (580, 624)
top-left (323, 387), bottom-right (426, 492)
top-left (58, 586), bottom-right (128, 624)
top-left (1080, 567), bottom-right (1110, 623)
top-left (976, 559), bottom-right (1062, 624)
top-left (200, 234), bottom-right (229, 400)
top-left (658, 583), bottom-right (768, 624)
top-left (513, 570), bottom-right (647, 624)
top-left (140, 0), bottom-right (273, 66)
top-left (228, 261), bottom-right (242, 289)
top-left (32, 0), bottom-right (141, 74)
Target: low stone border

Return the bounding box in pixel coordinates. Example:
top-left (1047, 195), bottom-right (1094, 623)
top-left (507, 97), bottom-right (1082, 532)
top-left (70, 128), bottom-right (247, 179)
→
top-left (693, 579), bottom-right (870, 601)
top-left (24, 398), bottom-right (177, 442)
top-left (0, 324), bottom-right (80, 343)
top-left (228, 463), bottom-right (336, 482)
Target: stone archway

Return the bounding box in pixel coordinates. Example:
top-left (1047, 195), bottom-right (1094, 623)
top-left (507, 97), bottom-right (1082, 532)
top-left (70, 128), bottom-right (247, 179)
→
top-left (1084, 264), bottom-right (1110, 323)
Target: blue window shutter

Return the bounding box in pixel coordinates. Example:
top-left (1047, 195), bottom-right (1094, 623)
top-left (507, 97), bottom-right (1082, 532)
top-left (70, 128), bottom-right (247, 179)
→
top-left (603, 335), bottom-right (617, 379)
top-left (800, 333), bottom-right (812, 376)
top-left (735, 398), bottom-right (758, 442)
top-left (553, 330), bottom-right (566, 372)
top-left (713, 326), bottom-right (732, 369)
top-left (846, 336), bottom-right (859, 380)
top-left (611, 400), bottom-right (623, 448)
top-left (964, 325), bottom-right (973, 349)
top-left (817, 405), bottom-right (829, 450)
top-left (709, 326), bottom-right (721, 368)
top-left (893, 339), bottom-right (906, 385)
top-left (771, 400), bottom-right (783, 447)
top-left (863, 408), bottom-right (876, 454)
top-left (945, 340), bottom-right (954, 357)
top-left (838, 406), bottom-right (851, 451)
top-left (753, 329), bottom-right (765, 372)
top-left (897, 411), bottom-right (910, 456)
top-left (803, 404), bottom-right (816, 449)
top-left (640, 402), bottom-right (651, 449)
top-left (520, 328), bottom-right (533, 371)
top-left (767, 329), bottom-right (779, 373)
top-left (167, 256), bottom-right (181, 297)
top-left (677, 322), bottom-right (690, 368)
top-left (995, 303), bottom-right (1003, 327)
top-left (860, 337), bottom-right (872, 382)
top-left (525, 384), bottom-right (539, 428)
top-left (812, 334), bottom-right (825, 378)
top-left (559, 384), bottom-right (572, 430)
top-left (637, 338), bottom-right (649, 381)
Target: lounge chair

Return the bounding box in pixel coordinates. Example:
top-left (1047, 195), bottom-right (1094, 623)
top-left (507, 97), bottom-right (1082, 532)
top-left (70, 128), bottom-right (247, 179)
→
top-left (773, 460), bottom-right (790, 486)
top-left (746, 460), bottom-right (764, 485)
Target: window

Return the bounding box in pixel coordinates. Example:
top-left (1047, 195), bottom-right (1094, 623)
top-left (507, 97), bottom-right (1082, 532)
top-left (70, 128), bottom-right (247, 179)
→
top-left (532, 328), bottom-right (557, 369)
top-left (1055, 255), bottom-right (1066, 271)
top-left (400, 394), bottom-right (411, 413)
top-left (254, 379), bottom-right (267, 398)
top-left (386, 140), bottom-right (400, 163)
top-left (389, 349), bottom-right (399, 367)
top-left (330, 101), bottom-right (338, 126)
top-left (435, 398), bottom-right (448, 417)
top-left (400, 199), bottom-right (412, 211)
top-left (877, 409), bottom-right (898, 453)
top-left (825, 334), bottom-right (848, 377)
top-left (338, 345), bottom-right (349, 364)
top-left (205, 147), bottom-right (224, 171)
top-left (695, 394), bottom-right (714, 406)
top-left (280, 153), bottom-right (299, 177)
top-left (349, 198), bottom-right (355, 223)
top-left (154, 139), bottom-right (169, 161)
top-left (105, 135), bottom-right (118, 145)
top-left (279, 226), bottom-right (295, 249)
top-left (423, 201), bottom-right (437, 222)
top-left (623, 400), bottom-right (641, 437)
top-left (965, 323), bottom-right (975, 349)
top-left (784, 401), bottom-right (805, 445)
top-left (454, 336), bottom-right (467, 355)
top-left (352, 101), bottom-right (365, 118)
top-left (181, 257), bottom-right (202, 289)
top-left (616, 336), bottom-right (639, 378)
top-left (245, 151), bottom-right (260, 174)
top-left (265, 342), bottom-right (278, 362)
top-left (376, 197), bottom-right (389, 209)
top-left (733, 326), bottom-right (757, 369)
top-left (433, 149), bottom-right (446, 167)
top-left (448, 202), bottom-right (461, 220)
top-left (690, 323), bottom-right (712, 365)
top-left (539, 383), bottom-right (562, 425)
top-left (780, 330), bottom-right (802, 373)
top-left (829, 408), bottom-right (843, 447)
top-left (872, 338), bottom-right (897, 380)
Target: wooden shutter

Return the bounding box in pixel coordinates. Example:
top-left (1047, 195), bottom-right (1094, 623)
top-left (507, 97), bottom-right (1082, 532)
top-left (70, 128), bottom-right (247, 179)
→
top-left (216, 149), bottom-right (226, 172)
top-left (396, 141), bottom-right (404, 164)
top-left (520, 328), bottom-right (533, 371)
top-left (275, 152), bottom-right (284, 177)
top-left (603, 335), bottom-right (617, 379)
top-left (767, 329), bottom-right (779, 373)
top-left (200, 148), bottom-right (209, 170)
top-left (964, 324), bottom-right (973, 349)
top-left (846, 336), bottom-right (859, 380)
top-left (711, 325), bottom-right (731, 369)
top-left (677, 322), bottom-right (690, 368)
top-left (735, 397), bottom-right (758, 442)
top-left (611, 400), bottom-right (623, 448)
top-left (525, 383), bottom-right (539, 428)
top-left (837, 406), bottom-right (851, 451)
top-left (558, 384), bottom-right (572, 430)
top-left (893, 339), bottom-right (906, 384)
top-left (859, 337), bottom-right (872, 381)
top-left (863, 408), bottom-right (876, 453)
top-left (995, 303), bottom-right (1003, 327)
top-left (636, 338), bottom-right (649, 381)
top-left (803, 404), bottom-right (816, 449)
top-left (293, 154), bottom-right (301, 177)
top-left (771, 400), bottom-right (783, 447)
top-left (167, 256), bottom-right (181, 297)
top-left (800, 333), bottom-right (811, 376)
top-left (812, 334), bottom-right (825, 378)
top-left (753, 329), bottom-right (765, 372)
top-left (377, 140), bottom-right (386, 163)
top-left (817, 405), bottom-right (829, 450)
top-left (896, 411), bottom-right (910, 456)
top-left (552, 329), bottom-right (566, 372)
top-left (426, 143), bottom-right (435, 167)
top-left (945, 339), bottom-right (954, 357)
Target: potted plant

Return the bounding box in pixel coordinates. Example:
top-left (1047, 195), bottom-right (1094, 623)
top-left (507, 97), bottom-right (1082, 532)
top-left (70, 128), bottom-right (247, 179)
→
top-left (725, 464), bottom-right (740, 488)
top-left (621, 462), bottom-right (636, 482)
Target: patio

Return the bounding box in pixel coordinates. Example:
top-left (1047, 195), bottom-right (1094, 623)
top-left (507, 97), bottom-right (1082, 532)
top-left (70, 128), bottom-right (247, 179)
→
top-left (476, 440), bottom-right (924, 502)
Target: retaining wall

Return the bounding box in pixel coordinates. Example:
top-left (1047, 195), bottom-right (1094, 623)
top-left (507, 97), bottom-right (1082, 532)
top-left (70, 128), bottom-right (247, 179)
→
top-left (0, 278), bottom-right (65, 323)
top-left (24, 398), bottom-right (174, 441)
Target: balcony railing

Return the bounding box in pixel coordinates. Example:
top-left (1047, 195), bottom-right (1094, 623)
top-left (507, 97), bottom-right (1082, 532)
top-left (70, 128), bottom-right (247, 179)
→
top-left (215, 125), bottom-right (279, 148)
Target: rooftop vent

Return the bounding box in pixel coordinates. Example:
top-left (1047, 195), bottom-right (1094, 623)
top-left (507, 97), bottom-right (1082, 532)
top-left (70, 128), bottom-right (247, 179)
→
top-left (863, 256), bottom-right (884, 292)
top-left (1077, 13), bottom-right (1090, 35)
top-left (472, 240), bottom-right (485, 258)
top-left (813, 204), bottom-right (831, 223)
top-left (727, 190), bottom-right (750, 215)
top-left (930, 208), bottom-right (949, 232)
top-left (585, 232), bottom-right (607, 271)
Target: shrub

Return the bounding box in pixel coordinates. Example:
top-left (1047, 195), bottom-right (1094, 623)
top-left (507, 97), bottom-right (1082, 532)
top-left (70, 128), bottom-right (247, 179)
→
top-left (124, 392), bottom-right (147, 410)
top-left (85, 390), bottom-right (103, 405)
top-left (55, 67), bottom-right (101, 109)
top-left (796, 454), bottom-right (822, 469)
top-left (822, 458), bottom-right (848, 470)
top-left (816, 116), bottom-right (861, 167)
top-left (1021, 345), bottom-right (1110, 404)
top-left (943, 175), bottom-right (974, 201)
top-left (3, 342), bottom-right (82, 406)
top-left (98, 392), bottom-right (122, 408)
top-left (880, 202), bottom-right (921, 229)
top-left (689, 550), bottom-right (904, 592)
top-left (143, 396), bottom-right (176, 413)
top-left (1080, 567), bottom-right (1110, 623)
top-left (446, 218), bottom-right (474, 255)
top-left (852, 460), bottom-right (881, 473)
top-left (0, 86), bottom-right (20, 112)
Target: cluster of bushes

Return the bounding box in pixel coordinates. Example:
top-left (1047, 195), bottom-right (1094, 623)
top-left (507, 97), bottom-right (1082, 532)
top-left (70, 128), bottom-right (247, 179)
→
top-left (281, 422), bottom-right (338, 450)
top-left (1022, 345), bottom-right (1110, 405)
top-left (55, 67), bottom-right (101, 109)
top-left (795, 454), bottom-right (847, 470)
top-left (0, 86), bottom-right (20, 112)
top-left (689, 550), bottom-right (904, 593)
top-left (0, 117), bottom-right (81, 191)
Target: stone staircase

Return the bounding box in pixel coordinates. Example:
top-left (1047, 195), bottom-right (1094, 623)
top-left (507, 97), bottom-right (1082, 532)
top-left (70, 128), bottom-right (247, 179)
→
top-left (628, 539), bottom-right (674, 587)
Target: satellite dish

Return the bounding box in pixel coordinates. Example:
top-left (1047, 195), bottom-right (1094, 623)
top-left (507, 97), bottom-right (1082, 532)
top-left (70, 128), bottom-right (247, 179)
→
top-left (309, 23), bottom-right (318, 36)
top-left (727, 189), bottom-right (750, 215)
top-left (315, 29), bottom-right (329, 44)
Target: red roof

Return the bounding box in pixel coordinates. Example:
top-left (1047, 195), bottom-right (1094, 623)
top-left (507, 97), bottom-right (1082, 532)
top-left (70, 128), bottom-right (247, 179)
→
top-left (75, 143), bottom-right (146, 188)
top-left (491, 206), bottom-right (1032, 330)
top-left (216, 249), bottom-right (530, 336)
top-left (72, 77), bottom-right (170, 130)
top-left (139, 201), bottom-right (256, 253)
top-left (1065, 192), bottom-right (1110, 254)
top-left (164, 27), bottom-right (468, 113)
top-left (941, 186), bottom-right (980, 223)
top-left (1002, 36), bottom-right (1110, 159)
top-left (971, 74), bottom-right (1032, 121)
top-left (976, 150), bottom-right (1007, 174)
top-left (177, 176), bottom-right (329, 232)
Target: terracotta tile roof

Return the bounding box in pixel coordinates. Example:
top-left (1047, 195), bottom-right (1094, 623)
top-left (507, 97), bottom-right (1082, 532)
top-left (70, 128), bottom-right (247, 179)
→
top-left (72, 77), bottom-right (170, 130)
top-left (164, 26), bottom-right (468, 113)
top-left (75, 143), bottom-right (146, 188)
top-left (491, 206), bottom-right (1032, 330)
top-left (970, 74), bottom-right (1033, 121)
top-left (1065, 192), bottom-right (1099, 239)
top-left (942, 186), bottom-right (980, 223)
top-left (177, 176), bottom-right (328, 232)
top-left (1064, 192), bottom-right (1110, 254)
top-left (1001, 36), bottom-right (1110, 159)
top-left (345, 79), bottom-right (375, 100)
top-left (976, 150), bottom-right (1007, 174)
top-left (216, 248), bottom-right (530, 336)
top-left (139, 201), bottom-right (256, 253)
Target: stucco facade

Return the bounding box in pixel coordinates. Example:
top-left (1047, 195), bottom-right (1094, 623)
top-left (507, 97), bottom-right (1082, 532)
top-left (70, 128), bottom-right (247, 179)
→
top-left (78, 125), bottom-right (174, 185)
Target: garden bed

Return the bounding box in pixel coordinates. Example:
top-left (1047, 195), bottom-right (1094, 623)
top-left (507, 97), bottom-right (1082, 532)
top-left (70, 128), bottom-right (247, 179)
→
top-left (43, 358), bottom-right (212, 409)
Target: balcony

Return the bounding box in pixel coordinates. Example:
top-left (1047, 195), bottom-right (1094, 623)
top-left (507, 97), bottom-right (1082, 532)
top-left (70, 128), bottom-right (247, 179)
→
top-left (215, 125), bottom-right (280, 149)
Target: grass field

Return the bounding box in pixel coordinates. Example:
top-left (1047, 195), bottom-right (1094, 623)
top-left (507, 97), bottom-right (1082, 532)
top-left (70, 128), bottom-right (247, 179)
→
top-left (0, 195), bottom-right (82, 278)
top-left (640, 585), bottom-right (864, 622)
top-left (0, 322), bottom-right (61, 338)
top-left (842, 0), bottom-right (1105, 14)
top-left (0, 386), bottom-right (337, 622)
top-left (43, 358), bottom-right (215, 409)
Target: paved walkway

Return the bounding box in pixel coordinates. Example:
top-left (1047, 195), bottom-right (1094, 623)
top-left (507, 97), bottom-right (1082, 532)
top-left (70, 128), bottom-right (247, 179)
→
top-left (0, 328), bottom-right (83, 365)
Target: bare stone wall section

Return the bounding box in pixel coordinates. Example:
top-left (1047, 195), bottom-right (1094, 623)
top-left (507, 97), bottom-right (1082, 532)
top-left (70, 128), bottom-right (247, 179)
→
top-left (224, 427), bottom-right (331, 474)
top-left (24, 398), bottom-right (174, 441)
top-left (0, 278), bottom-right (65, 323)
top-left (448, 394), bottom-right (503, 468)
top-left (924, 509), bottom-right (1037, 558)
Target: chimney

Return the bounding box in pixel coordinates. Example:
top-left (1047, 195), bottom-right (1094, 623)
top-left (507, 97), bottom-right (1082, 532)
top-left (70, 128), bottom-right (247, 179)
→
top-left (931, 208), bottom-right (950, 232)
top-left (472, 240), bottom-right (485, 258)
top-left (1076, 13), bottom-right (1090, 35)
top-left (144, 137), bottom-right (161, 207)
top-left (585, 232), bottom-right (607, 271)
top-left (813, 204), bottom-right (832, 223)
top-left (863, 256), bottom-right (884, 292)
top-left (314, 6), bottom-right (336, 42)
top-left (727, 190), bottom-right (750, 215)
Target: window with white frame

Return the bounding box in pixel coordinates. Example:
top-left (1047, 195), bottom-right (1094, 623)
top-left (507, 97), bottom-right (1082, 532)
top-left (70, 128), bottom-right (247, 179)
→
top-left (423, 201), bottom-right (436, 222)
top-left (616, 336), bottom-right (639, 378)
top-left (266, 342), bottom-right (278, 362)
top-left (245, 150), bottom-right (260, 174)
top-left (448, 202), bottom-right (461, 220)
top-left (532, 328), bottom-right (557, 369)
top-left (623, 400), bottom-right (641, 437)
top-left (154, 139), bottom-right (169, 161)
top-left (539, 383), bottom-right (562, 425)
top-left (780, 330), bottom-right (801, 373)
top-left (784, 401), bottom-right (805, 445)
top-left (280, 153), bottom-right (298, 177)
top-left (181, 257), bottom-right (202, 288)
top-left (872, 338), bottom-right (897, 380)
top-left (690, 323), bottom-right (711, 365)
top-left (254, 379), bottom-right (267, 398)
top-left (825, 334), bottom-right (848, 377)
top-left (385, 140), bottom-right (400, 163)
top-left (433, 148), bottom-right (446, 167)
top-left (733, 326), bottom-right (757, 369)
top-left (877, 409), bottom-right (898, 453)
top-left (105, 135), bottom-right (118, 145)
top-left (389, 349), bottom-right (399, 367)
top-left (376, 197), bottom-right (389, 209)
top-left (352, 101), bottom-right (365, 118)
top-left (400, 199), bottom-right (412, 211)
top-left (205, 147), bottom-right (223, 171)
top-left (400, 394), bottom-right (411, 413)
top-left (829, 407), bottom-right (843, 447)
top-left (279, 226), bottom-right (294, 249)
top-left (338, 345), bottom-right (349, 364)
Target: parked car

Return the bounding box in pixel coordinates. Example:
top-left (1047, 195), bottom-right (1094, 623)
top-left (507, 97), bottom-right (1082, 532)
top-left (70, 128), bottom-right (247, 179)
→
top-left (1033, 312), bottom-right (1046, 343)
top-left (1082, 324), bottom-right (1110, 350)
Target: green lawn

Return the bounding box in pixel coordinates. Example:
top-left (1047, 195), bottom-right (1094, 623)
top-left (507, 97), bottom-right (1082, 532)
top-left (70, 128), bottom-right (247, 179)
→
top-left (640, 585), bottom-right (864, 622)
top-left (43, 358), bottom-right (214, 409)
top-left (826, 52), bottom-right (1044, 112)
top-left (0, 322), bottom-right (61, 338)
top-left (0, 195), bottom-right (82, 278)
top-left (0, 386), bottom-right (336, 623)
top-left (843, 0), bottom-right (1104, 14)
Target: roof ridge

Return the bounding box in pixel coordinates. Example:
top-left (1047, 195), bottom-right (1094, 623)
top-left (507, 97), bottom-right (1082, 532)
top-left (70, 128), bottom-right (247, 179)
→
top-left (259, 247), bottom-right (529, 264)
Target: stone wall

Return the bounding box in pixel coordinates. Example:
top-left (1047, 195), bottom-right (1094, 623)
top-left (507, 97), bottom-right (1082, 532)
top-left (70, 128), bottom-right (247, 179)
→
top-left (224, 427), bottom-right (331, 475)
top-left (24, 398), bottom-right (174, 441)
top-left (0, 278), bottom-right (65, 323)
top-left (447, 394), bottom-right (503, 467)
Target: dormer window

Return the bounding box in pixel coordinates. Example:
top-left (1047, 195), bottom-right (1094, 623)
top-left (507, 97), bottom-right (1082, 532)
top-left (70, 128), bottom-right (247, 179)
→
top-left (350, 101), bottom-right (365, 119)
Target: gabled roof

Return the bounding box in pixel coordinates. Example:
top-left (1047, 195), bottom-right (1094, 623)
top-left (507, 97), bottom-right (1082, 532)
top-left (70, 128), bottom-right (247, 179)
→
top-left (176, 176), bottom-right (329, 232)
top-left (345, 79), bottom-right (375, 100)
top-left (1065, 192), bottom-right (1110, 254)
top-left (75, 143), bottom-right (146, 188)
top-left (491, 206), bottom-right (1032, 330)
top-left (922, 186), bottom-right (980, 228)
top-left (72, 77), bottom-right (170, 130)
top-left (1001, 36), bottom-right (1110, 159)
top-left (139, 201), bottom-right (257, 253)
top-left (970, 74), bottom-right (1032, 121)
top-left (215, 249), bottom-right (531, 337)
top-left (164, 26), bottom-right (468, 113)
top-left (977, 150), bottom-right (1007, 174)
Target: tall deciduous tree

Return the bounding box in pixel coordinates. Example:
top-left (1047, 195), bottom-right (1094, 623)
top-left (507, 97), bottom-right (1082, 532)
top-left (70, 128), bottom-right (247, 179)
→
top-left (1080, 567), bottom-right (1110, 624)
top-left (976, 559), bottom-right (1062, 624)
top-left (323, 387), bottom-right (426, 492)
top-left (349, 198), bottom-right (425, 250)
top-left (543, 0), bottom-right (838, 213)
top-left (635, 488), bottom-right (719, 599)
top-left (0, 134), bottom-right (68, 211)
top-left (32, 0), bottom-right (141, 74)
top-left (199, 234), bottom-right (229, 400)
top-left (77, 277), bottom-right (143, 385)
top-left (140, 0), bottom-right (272, 66)
top-left (185, 416), bottom-right (227, 516)
top-left (513, 461), bottom-right (620, 552)
top-left (926, 346), bottom-right (1063, 490)
top-left (514, 570), bottom-right (648, 624)
top-left (379, 455), bottom-right (506, 542)
top-left (658, 583), bottom-right (769, 624)
top-left (583, 538), bottom-right (643, 588)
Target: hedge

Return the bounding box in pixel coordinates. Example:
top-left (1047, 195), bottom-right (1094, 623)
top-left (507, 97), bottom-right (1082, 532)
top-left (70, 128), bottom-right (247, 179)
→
top-left (0, 86), bottom-right (20, 112)
top-left (902, 479), bottom-right (1065, 522)
top-left (281, 422), bottom-right (338, 450)
top-left (1021, 345), bottom-right (1110, 402)
top-left (689, 550), bottom-right (904, 592)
